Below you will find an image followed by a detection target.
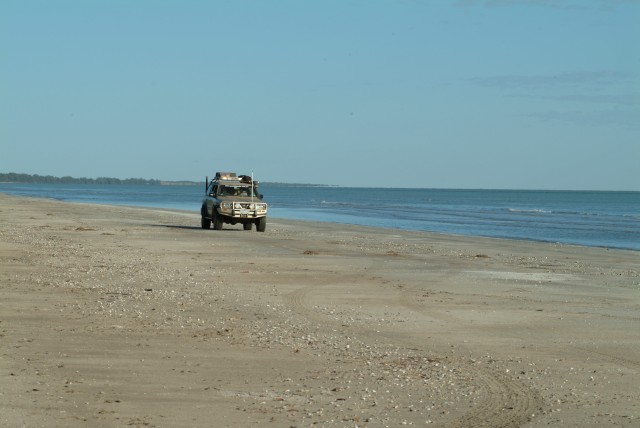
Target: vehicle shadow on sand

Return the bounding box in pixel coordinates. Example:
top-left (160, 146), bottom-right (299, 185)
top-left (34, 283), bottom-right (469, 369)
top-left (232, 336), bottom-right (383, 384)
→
top-left (151, 224), bottom-right (246, 232)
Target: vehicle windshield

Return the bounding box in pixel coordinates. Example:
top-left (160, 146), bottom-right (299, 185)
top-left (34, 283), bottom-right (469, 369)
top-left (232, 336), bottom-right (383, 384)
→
top-left (218, 185), bottom-right (253, 197)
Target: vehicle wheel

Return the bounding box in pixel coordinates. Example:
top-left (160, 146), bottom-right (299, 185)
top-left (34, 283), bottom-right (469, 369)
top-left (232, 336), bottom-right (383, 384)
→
top-left (201, 207), bottom-right (211, 229)
top-left (212, 210), bottom-right (223, 230)
top-left (243, 223), bottom-right (252, 231)
top-left (256, 217), bottom-right (266, 232)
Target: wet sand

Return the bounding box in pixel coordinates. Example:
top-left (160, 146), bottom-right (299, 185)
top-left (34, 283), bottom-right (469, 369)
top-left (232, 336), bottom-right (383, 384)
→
top-left (1, 193), bottom-right (638, 427)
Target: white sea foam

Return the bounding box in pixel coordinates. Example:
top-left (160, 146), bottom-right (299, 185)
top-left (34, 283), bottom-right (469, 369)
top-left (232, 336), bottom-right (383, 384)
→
top-left (507, 208), bottom-right (552, 214)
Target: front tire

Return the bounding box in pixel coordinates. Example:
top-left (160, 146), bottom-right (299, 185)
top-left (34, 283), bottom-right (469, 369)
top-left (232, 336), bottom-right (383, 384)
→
top-left (256, 217), bottom-right (266, 232)
top-left (201, 207), bottom-right (211, 229)
top-left (212, 210), bottom-right (223, 230)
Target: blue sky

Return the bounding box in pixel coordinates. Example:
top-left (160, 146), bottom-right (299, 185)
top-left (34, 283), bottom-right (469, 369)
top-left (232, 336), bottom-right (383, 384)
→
top-left (2, 0), bottom-right (639, 190)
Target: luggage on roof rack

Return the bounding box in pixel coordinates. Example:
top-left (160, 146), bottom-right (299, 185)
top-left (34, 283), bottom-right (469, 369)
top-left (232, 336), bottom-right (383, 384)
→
top-left (215, 172), bottom-right (237, 180)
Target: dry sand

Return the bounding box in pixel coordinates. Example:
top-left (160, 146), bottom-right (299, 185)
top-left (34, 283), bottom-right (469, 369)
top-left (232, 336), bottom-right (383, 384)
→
top-left (1, 193), bottom-right (638, 427)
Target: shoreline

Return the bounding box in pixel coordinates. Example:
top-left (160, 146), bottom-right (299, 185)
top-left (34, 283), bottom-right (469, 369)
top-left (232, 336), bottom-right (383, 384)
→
top-left (1, 194), bottom-right (639, 427)
top-left (2, 191), bottom-right (638, 253)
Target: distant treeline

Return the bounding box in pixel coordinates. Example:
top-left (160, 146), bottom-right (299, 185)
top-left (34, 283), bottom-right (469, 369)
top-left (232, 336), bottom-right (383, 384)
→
top-left (1, 172), bottom-right (334, 187)
top-left (0, 172), bottom-right (160, 185)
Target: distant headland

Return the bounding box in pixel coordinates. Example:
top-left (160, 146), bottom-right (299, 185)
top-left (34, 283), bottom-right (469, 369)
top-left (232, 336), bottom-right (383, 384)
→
top-left (0, 172), bottom-right (163, 185)
top-left (0, 172), bottom-right (333, 187)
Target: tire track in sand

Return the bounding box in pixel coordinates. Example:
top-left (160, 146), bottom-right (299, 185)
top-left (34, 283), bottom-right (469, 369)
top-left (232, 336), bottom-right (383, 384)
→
top-left (446, 366), bottom-right (543, 428)
top-left (284, 280), bottom-right (544, 427)
top-left (397, 286), bottom-right (544, 427)
top-left (569, 346), bottom-right (640, 371)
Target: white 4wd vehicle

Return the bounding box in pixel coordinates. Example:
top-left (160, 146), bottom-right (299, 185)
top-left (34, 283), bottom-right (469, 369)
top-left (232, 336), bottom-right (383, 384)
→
top-left (201, 172), bottom-right (268, 232)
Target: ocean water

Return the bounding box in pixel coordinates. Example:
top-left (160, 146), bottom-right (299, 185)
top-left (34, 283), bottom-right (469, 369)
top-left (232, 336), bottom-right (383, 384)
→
top-left (1, 183), bottom-right (638, 251)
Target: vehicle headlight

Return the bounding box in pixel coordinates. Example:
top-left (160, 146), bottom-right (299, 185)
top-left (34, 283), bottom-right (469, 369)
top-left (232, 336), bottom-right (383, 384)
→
top-left (249, 204), bottom-right (256, 209)
top-left (221, 202), bottom-right (232, 209)
top-left (256, 204), bottom-right (267, 211)
top-left (233, 203), bottom-right (242, 209)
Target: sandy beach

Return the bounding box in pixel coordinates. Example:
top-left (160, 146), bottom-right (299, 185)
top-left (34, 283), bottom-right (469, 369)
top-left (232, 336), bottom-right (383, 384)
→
top-left (1, 193), bottom-right (638, 427)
